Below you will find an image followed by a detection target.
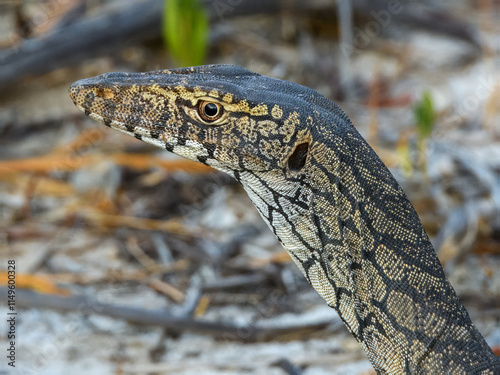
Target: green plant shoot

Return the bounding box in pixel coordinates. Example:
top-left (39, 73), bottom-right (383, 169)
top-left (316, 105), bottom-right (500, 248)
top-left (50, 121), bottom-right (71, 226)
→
top-left (414, 91), bottom-right (436, 141)
top-left (413, 91), bottom-right (436, 172)
top-left (163, 0), bottom-right (209, 67)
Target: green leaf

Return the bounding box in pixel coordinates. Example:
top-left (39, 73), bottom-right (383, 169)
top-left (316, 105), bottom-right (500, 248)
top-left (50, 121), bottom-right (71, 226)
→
top-left (414, 91), bottom-right (436, 141)
top-left (163, 0), bottom-right (209, 67)
top-left (412, 91), bottom-right (436, 173)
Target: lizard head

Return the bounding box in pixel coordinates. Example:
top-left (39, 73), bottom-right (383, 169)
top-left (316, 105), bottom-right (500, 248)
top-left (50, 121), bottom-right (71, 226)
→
top-left (69, 65), bottom-right (346, 182)
top-left (69, 64), bottom-right (357, 246)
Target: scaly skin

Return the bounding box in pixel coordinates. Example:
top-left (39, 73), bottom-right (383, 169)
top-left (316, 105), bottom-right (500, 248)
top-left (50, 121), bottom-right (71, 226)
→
top-left (69, 65), bottom-right (499, 374)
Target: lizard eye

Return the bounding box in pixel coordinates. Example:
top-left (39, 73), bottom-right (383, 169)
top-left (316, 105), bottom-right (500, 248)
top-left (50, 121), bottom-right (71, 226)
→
top-left (198, 101), bottom-right (223, 122)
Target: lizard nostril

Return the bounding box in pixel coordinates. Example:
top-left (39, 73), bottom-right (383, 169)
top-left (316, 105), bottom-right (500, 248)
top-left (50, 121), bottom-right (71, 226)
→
top-left (95, 87), bottom-right (115, 99)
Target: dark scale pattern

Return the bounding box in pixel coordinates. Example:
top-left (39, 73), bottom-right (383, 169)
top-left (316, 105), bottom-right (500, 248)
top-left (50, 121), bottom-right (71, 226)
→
top-left (69, 65), bottom-right (499, 374)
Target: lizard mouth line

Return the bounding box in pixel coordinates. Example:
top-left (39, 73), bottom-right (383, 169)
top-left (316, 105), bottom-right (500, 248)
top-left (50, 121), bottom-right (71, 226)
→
top-left (75, 105), bottom-right (227, 167)
top-left (77, 107), bottom-right (170, 150)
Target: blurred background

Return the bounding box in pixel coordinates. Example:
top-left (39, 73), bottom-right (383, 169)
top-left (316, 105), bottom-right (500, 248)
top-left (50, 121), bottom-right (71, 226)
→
top-left (0, 0), bottom-right (499, 374)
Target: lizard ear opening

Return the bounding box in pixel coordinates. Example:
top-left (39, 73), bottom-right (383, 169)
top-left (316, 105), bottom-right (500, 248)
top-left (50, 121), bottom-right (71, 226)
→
top-left (287, 142), bottom-right (309, 172)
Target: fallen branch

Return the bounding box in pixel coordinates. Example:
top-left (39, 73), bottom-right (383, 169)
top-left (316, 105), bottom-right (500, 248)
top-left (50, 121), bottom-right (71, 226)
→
top-left (0, 0), bottom-right (479, 89)
top-left (5, 286), bottom-right (340, 342)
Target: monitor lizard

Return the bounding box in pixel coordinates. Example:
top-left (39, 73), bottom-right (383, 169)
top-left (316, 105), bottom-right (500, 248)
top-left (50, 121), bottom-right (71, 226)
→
top-left (69, 64), bottom-right (499, 374)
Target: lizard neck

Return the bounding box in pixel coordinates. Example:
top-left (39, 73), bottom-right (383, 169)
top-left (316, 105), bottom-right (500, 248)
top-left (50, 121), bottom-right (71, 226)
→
top-left (239, 125), bottom-right (498, 374)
